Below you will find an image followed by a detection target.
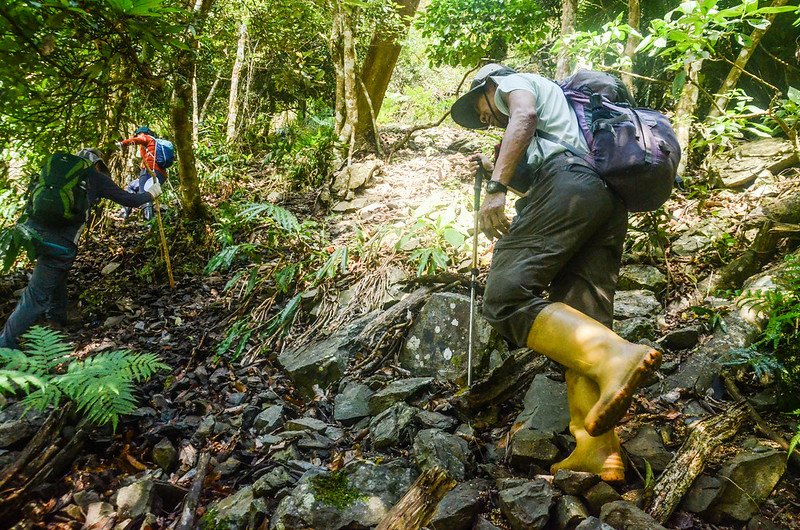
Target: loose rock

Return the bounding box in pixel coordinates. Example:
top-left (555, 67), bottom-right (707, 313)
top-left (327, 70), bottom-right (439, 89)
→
top-left (413, 429), bottom-right (472, 481)
top-left (368, 377), bottom-right (433, 415)
top-left (498, 478), bottom-right (555, 530)
top-left (600, 500), bottom-right (668, 530)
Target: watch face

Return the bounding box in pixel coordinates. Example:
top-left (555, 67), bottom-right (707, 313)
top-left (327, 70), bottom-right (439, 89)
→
top-left (487, 180), bottom-right (507, 193)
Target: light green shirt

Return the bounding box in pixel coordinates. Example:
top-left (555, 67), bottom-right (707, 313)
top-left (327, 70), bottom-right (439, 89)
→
top-left (491, 73), bottom-right (588, 172)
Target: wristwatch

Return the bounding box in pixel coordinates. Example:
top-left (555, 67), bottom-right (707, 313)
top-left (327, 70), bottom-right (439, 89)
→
top-left (486, 180), bottom-right (508, 194)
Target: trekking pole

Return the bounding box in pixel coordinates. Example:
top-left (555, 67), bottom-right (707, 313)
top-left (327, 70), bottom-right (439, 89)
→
top-left (467, 164), bottom-right (485, 387)
top-left (145, 168), bottom-right (176, 289)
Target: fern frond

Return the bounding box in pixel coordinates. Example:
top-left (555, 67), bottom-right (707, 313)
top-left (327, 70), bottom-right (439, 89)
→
top-left (19, 326), bottom-right (73, 370)
top-left (238, 203), bottom-right (300, 232)
top-left (22, 382), bottom-right (63, 412)
top-left (0, 369), bottom-right (47, 395)
top-left (0, 347), bottom-right (49, 376)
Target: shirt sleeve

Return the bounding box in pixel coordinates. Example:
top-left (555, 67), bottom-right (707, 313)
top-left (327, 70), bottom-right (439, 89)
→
top-left (120, 134), bottom-right (148, 147)
top-left (494, 75), bottom-right (539, 117)
top-left (88, 169), bottom-right (152, 207)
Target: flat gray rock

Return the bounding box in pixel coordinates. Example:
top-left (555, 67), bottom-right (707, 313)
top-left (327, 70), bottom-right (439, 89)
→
top-left (334, 382), bottom-right (374, 425)
top-left (430, 479), bottom-right (491, 530)
top-left (600, 500), bottom-right (668, 530)
top-left (708, 138), bottom-right (798, 188)
top-left (618, 265), bottom-right (667, 295)
top-left (413, 429), bottom-right (472, 481)
top-left (613, 290), bottom-right (661, 319)
top-left (498, 478), bottom-right (554, 530)
top-left (368, 377), bottom-right (433, 415)
top-left (202, 485), bottom-right (269, 530)
top-left (370, 402), bottom-right (418, 449)
top-left (622, 424), bottom-right (674, 472)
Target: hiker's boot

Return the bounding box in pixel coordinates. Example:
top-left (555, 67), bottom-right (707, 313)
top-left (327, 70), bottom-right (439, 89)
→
top-left (526, 302), bottom-right (661, 436)
top-left (551, 370), bottom-right (624, 482)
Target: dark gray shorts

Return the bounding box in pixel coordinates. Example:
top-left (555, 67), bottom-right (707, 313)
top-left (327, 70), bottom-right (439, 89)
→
top-left (482, 153), bottom-right (628, 347)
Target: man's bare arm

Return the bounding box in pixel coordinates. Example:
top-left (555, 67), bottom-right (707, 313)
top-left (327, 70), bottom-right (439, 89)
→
top-left (492, 90), bottom-right (538, 185)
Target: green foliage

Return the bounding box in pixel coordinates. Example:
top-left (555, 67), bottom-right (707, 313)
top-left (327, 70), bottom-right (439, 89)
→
top-left (732, 254), bottom-right (800, 401)
top-left (395, 198), bottom-right (471, 276)
top-left (265, 117), bottom-right (337, 189)
top-left (0, 222), bottom-right (41, 273)
top-left (625, 208), bottom-right (671, 262)
top-left (417, 0), bottom-right (549, 67)
top-left (560, 15), bottom-right (636, 72)
top-left (789, 410), bottom-right (800, 459)
top-left (638, 0), bottom-right (797, 69)
top-left (694, 90), bottom-right (773, 151)
top-left (0, 327), bottom-right (167, 430)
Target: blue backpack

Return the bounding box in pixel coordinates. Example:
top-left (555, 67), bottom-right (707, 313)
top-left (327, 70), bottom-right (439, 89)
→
top-left (154, 138), bottom-right (176, 169)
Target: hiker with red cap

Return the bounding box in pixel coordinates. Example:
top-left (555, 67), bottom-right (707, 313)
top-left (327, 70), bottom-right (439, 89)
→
top-left (450, 64), bottom-right (662, 483)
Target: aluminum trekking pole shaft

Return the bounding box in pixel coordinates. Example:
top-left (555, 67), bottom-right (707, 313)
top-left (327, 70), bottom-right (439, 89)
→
top-left (468, 165), bottom-right (484, 387)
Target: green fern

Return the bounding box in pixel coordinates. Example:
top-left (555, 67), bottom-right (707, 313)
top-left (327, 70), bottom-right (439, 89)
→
top-left (789, 410), bottom-right (800, 461)
top-left (0, 326), bottom-right (168, 431)
top-left (238, 202), bottom-right (300, 232)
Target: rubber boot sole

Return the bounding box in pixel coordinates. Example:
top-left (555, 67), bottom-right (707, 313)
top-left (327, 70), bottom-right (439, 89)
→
top-left (585, 348), bottom-right (662, 436)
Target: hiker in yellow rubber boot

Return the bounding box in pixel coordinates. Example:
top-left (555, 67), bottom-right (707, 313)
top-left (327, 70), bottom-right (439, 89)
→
top-left (451, 64), bottom-right (662, 481)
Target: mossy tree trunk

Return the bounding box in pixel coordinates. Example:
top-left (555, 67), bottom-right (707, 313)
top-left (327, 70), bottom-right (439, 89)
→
top-left (170, 0), bottom-right (214, 221)
top-left (353, 0), bottom-right (421, 151)
top-left (621, 0), bottom-right (641, 95)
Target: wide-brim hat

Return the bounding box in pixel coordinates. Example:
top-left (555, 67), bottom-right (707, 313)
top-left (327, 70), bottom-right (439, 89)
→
top-left (134, 126), bottom-right (154, 136)
top-left (450, 63), bottom-right (517, 129)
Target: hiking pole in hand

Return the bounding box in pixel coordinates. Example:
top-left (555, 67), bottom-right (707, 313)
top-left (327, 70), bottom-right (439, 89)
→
top-left (145, 168), bottom-right (176, 289)
top-left (468, 164), bottom-right (485, 387)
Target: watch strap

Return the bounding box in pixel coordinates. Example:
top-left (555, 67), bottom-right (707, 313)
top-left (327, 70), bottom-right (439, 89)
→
top-left (486, 180), bottom-right (508, 194)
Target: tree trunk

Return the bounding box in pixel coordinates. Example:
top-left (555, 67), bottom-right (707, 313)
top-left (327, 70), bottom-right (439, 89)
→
top-left (674, 59), bottom-right (703, 176)
top-left (555, 0), bottom-right (578, 79)
top-left (199, 71), bottom-right (222, 124)
top-left (707, 0), bottom-right (789, 120)
top-left (192, 63), bottom-right (199, 146)
top-left (353, 0), bottom-right (421, 149)
top-left (621, 0), bottom-right (641, 94)
top-left (169, 0), bottom-right (214, 221)
top-left (226, 21), bottom-right (247, 142)
top-left (331, 1), bottom-right (359, 162)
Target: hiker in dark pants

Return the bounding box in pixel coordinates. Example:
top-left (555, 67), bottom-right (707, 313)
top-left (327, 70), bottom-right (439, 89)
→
top-left (0, 149), bottom-right (161, 349)
top-left (118, 126), bottom-right (168, 220)
top-left (450, 64), bottom-right (661, 483)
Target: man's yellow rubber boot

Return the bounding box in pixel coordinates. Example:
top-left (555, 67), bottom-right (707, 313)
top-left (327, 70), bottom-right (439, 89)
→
top-left (526, 302), bottom-right (661, 436)
top-left (551, 370), bottom-right (624, 482)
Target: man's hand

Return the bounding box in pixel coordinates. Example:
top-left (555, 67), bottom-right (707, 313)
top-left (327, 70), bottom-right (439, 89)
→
top-left (479, 191), bottom-right (509, 239)
top-left (147, 181), bottom-right (162, 200)
top-left (116, 141), bottom-right (124, 151)
top-left (469, 153), bottom-right (494, 175)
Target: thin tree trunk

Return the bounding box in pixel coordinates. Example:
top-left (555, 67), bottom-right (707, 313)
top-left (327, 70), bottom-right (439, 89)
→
top-left (192, 63), bottom-right (199, 146)
top-left (330, 4), bottom-right (346, 147)
top-left (353, 0), bottom-right (421, 149)
top-left (621, 0), bottom-right (641, 94)
top-left (226, 21), bottom-right (247, 142)
top-left (241, 40), bottom-right (257, 134)
top-left (674, 59), bottom-right (703, 176)
top-left (707, 0), bottom-right (789, 120)
top-left (170, 0), bottom-right (214, 220)
top-left (199, 72), bottom-right (222, 124)
top-left (555, 0), bottom-right (578, 79)
top-left (341, 4), bottom-right (358, 160)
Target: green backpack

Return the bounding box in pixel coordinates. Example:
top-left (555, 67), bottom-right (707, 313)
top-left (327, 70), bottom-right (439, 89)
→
top-left (27, 152), bottom-right (92, 226)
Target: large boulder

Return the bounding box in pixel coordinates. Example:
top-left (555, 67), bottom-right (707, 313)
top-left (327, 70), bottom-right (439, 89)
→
top-left (278, 314), bottom-right (374, 398)
top-left (270, 459), bottom-right (417, 530)
top-left (399, 292), bottom-right (508, 384)
top-left (514, 374), bottom-right (570, 434)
